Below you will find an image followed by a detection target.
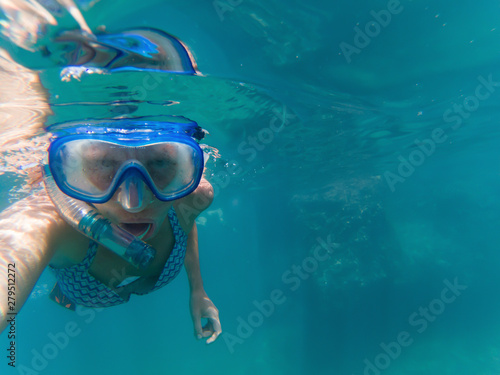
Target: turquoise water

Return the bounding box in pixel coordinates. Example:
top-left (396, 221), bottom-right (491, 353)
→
top-left (2, 0), bottom-right (500, 374)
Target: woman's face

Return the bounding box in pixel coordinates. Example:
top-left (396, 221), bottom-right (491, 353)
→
top-left (80, 143), bottom-right (180, 240)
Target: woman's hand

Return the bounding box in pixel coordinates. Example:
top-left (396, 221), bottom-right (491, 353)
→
top-left (189, 289), bottom-right (221, 344)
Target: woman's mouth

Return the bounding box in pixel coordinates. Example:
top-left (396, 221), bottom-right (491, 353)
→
top-left (120, 223), bottom-right (152, 240)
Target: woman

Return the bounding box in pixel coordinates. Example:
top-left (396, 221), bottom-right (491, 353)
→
top-left (0, 117), bottom-right (221, 344)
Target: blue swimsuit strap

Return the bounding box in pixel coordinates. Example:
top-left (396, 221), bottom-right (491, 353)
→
top-left (148, 206), bottom-right (188, 292)
top-left (83, 240), bottom-right (99, 269)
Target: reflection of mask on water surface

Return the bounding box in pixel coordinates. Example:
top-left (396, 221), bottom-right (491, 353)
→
top-left (54, 27), bottom-right (198, 78)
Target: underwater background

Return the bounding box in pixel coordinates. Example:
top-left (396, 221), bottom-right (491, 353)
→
top-left (2, 0), bottom-right (500, 374)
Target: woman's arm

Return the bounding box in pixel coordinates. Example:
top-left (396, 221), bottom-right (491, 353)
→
top-left (184, 223), bottom-right (204, 293)
top-left (0, 192), bottom-right (63, 332)
top-left (184, 223), bottom-right (221, 344)
top-left (176, 179), bottom-right (221, 343)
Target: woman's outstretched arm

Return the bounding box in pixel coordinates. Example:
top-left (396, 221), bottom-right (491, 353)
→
top-left (0, 191), bottom-right (63, 333)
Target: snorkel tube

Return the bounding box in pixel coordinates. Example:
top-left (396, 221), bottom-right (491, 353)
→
top-left (42, 165), bottom-right (156, 269)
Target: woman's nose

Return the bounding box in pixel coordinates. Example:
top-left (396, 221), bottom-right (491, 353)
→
top-left (117, 175), bottom-right (153, 213)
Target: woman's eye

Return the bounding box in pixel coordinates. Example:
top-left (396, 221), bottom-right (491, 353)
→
top-left (96, 159), bottom-right (117, 169)
top-left (148, 159), bottom-right (170, 168)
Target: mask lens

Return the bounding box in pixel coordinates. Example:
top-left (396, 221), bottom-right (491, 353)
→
top-left (49, 137), bottom-right (203, 202)
top-left (51, 139), bottom-right (118, 198)
top-left (144, 142), bottom-right (199, 196)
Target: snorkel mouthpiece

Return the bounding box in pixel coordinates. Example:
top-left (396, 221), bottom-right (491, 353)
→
top-left (43, 165), bottom-right (155, 269)
top-left (78, 211), bottom-right (155, 269)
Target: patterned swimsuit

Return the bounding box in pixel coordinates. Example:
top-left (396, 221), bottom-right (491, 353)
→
top-left (49, 207), bottom-right (187, 308)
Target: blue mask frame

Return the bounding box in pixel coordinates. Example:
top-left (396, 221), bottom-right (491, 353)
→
top-left (47, 119), bottom-right (205, 203)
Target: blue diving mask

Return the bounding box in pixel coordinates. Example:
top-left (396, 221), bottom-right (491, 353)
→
top-left (47, 119), bottom-right (205, 205)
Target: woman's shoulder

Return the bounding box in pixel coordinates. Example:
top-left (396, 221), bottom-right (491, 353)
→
top-left (191, 178), bottom-right (214, 209)
top-left (173, 178), bottom-right (214, 231)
